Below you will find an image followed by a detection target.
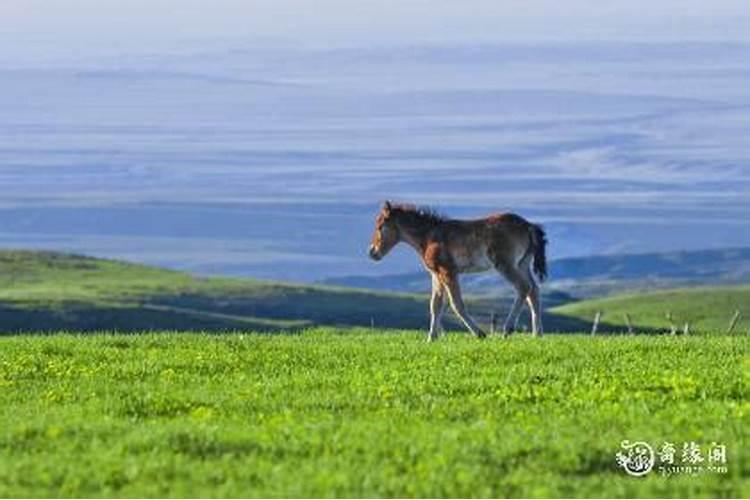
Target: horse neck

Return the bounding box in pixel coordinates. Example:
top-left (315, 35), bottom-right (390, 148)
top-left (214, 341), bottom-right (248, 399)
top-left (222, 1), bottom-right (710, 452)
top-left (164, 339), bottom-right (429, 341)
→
top-left (396, 219), bottom-right (431, 253)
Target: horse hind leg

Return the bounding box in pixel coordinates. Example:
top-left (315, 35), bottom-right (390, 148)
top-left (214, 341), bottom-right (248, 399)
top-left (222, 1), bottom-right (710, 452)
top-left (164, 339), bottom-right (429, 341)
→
top-left (526, 287), bottom-right (543, 336)
top-left (503, 294), bottom-right (525, 337)
top-left (496, 262), bottom-right (532, 337)
top-left (523, 269), bottom-right (543, 337)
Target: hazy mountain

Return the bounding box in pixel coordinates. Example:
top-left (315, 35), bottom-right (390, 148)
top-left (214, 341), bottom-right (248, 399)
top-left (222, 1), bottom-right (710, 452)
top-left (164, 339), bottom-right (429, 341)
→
top-left (322, 247), bottom-right (750, 298)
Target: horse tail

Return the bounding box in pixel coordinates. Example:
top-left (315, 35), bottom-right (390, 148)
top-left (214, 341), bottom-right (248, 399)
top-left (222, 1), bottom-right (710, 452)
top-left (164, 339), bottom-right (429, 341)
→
top-left (529, 223), bottom-right (548, 282)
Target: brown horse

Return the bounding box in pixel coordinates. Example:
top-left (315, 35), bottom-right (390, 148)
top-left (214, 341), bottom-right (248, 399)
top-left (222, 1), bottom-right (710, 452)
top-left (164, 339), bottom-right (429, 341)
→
top-left (368, 201), bottom-right (547, 340)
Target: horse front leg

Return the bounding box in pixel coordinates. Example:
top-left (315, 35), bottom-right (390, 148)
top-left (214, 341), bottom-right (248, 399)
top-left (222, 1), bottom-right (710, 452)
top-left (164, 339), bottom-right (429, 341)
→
top-left (444, 274), bottom-right (486, 339)
top-left (428, 275), bottom-right (446, 341)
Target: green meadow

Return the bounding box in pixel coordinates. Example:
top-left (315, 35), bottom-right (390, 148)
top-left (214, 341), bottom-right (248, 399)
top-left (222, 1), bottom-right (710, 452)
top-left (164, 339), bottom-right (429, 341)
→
top-left (0, 332), bottom-right (746, 498)
top-left (0, 250), bottom-right (748, 497)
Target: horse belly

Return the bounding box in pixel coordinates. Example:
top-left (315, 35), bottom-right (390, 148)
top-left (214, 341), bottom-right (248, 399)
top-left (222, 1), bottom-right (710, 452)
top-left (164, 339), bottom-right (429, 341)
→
top-left (456, 248), bottom-right (494, 273)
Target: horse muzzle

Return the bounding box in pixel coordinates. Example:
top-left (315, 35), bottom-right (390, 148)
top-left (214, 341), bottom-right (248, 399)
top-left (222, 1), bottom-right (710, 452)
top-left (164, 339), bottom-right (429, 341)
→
top-left (368, 246), bottom-right (382, 261)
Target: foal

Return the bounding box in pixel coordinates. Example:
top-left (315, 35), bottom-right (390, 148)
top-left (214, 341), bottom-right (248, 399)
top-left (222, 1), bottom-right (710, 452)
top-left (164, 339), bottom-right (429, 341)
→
top-left (368, 201), bottom-right (547, 340)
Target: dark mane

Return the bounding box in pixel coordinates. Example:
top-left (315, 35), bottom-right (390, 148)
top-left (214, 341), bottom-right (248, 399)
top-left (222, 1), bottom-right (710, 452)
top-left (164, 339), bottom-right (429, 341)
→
top-left (390, 203), bottom-right (447, 228)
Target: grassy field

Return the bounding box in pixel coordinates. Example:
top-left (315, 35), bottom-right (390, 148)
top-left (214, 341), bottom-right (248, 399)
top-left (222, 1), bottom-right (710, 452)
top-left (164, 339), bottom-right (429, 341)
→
top-left (0, 331), bottom-right (746, 498)
top-left (553, 285), bottom-right (750, 334)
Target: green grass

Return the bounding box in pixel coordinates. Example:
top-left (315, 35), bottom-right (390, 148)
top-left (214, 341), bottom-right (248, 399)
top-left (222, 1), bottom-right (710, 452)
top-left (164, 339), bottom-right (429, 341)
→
top-left (553, 285), bottom-right (750, 334)
top-left (0, 331), bottom-right (746, 498)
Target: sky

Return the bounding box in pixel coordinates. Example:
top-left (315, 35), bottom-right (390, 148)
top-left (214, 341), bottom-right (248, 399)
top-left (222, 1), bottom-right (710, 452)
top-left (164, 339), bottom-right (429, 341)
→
top-left (1, 1), bottom-right (749, 281)
top-left (2, 0), bottom-right (750, 63)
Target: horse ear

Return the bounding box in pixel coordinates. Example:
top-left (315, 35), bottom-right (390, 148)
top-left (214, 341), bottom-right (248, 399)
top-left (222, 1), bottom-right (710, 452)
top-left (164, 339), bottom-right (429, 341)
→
top-left (383, 200), bottom-right (392, 213)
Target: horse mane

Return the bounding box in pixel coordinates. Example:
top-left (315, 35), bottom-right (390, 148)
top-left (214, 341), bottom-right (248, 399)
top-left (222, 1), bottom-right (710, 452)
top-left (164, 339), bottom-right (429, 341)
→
top-left (389, 203), bottom-right (447, 229)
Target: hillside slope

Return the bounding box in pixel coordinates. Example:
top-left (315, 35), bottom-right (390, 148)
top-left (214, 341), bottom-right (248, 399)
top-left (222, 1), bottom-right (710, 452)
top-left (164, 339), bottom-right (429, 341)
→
top-left (552, 285), bottom-right (750, 334)
top-left (0, 250), bottom-right (581, 334)
top-left (0, 250), bottom-right (430, 333)
top-left (1, 250), bottom-right (746, 334)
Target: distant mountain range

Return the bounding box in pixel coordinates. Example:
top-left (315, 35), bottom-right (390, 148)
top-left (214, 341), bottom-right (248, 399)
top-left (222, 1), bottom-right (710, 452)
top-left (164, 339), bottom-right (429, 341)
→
top-left (321, 247), bottom-right (750, 298)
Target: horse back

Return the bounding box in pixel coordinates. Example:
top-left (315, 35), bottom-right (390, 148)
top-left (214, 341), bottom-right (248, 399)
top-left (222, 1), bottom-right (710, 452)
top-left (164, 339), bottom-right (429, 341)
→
top-left (428, 213), bottom-right (532, 274)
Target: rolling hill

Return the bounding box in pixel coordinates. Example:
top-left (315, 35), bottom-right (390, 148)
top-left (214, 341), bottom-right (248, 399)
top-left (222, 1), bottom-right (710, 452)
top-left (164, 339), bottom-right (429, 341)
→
top-left (0, 250), bottom-right (429, 333)
top-left (551, 285), bottom-right (750, 334)
top-left (0, 250), bottom-right (746, 335)
top-left (0, 250), bottom-right (578, 334)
